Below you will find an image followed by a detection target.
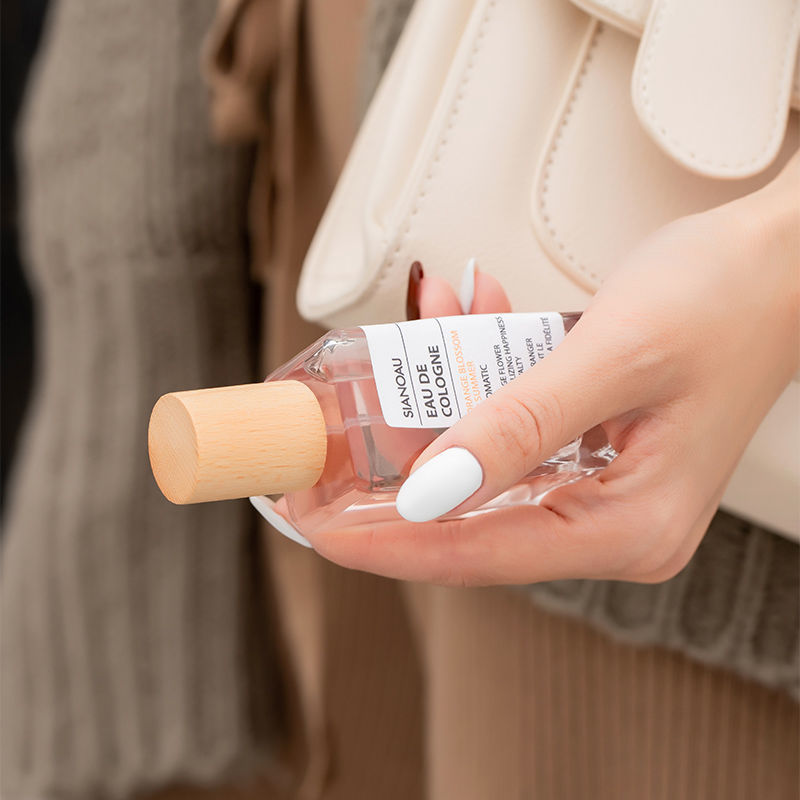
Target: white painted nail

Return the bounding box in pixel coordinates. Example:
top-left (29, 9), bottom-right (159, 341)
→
top-left (249, 495), bottom-right (313, 548)
top-left (396, 447), bottom-right (483, 523)
top-left (458, 257), bottom-right (477, 314)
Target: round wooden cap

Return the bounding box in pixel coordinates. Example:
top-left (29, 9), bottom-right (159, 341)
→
top-left (148, 381), bottom-right (327, 504)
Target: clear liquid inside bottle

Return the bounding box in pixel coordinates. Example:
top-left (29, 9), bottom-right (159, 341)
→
top-left (264, 313), bottom-right (616, 536)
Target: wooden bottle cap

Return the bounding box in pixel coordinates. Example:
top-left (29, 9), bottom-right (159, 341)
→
top-left (148, 381), bottom-right (327, 504)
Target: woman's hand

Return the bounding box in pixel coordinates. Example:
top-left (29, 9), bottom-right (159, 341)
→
top-left (306, 154), bottom-right (800, 586)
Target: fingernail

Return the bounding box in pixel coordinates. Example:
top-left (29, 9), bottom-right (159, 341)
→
top-left (458, 258), bottom-right (477, 314)
top-left (406, 261), bottom-right (424, 320)
top-left (250, 495), bottom-right (313, 548)
top-left (396, 447), bottom-right (483, 522)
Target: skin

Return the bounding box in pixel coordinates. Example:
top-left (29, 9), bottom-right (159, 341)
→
top-left (304, 151), bottom-right (800, 586)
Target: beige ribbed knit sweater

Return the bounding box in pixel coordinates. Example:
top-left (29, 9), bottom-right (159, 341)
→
top-left (1, 2), bottom-right (279, 798)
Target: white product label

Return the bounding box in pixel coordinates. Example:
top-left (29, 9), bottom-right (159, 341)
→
top-left (361, 313), bottom-right (566, 428)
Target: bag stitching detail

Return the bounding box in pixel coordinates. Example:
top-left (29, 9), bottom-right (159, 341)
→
top-left (344, 0), bottom-right (498, 312)
top-left (536, 23), bottom-right (605, 289)
top-left (594, 0), bottom-right (643, 18)
top-left (577, 0), bottom-right (800, 110)
top-left (636, 0), bottom-right (799, 173)
top-left (575, 0), bottom-right (647, 28)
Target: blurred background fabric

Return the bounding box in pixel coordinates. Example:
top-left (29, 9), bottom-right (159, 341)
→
top-left (1, 1), bottom-right (426, 799)
top-left (0, 0), bottom-right (48, 509)
top-left (0, 1), bottom-right (282, 797)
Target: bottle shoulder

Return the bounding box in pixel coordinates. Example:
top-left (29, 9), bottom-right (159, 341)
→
top-left (267, 329), bottom-right (370, 385)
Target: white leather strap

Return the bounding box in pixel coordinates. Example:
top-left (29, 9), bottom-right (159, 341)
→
top-left (570, 0), bottom-right (649, 33)
top-left (574, 0), bottom-right (800, 112)
top-left (631, 0), bottom-right (800, 178)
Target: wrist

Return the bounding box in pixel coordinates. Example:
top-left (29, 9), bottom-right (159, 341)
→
top-left (711, 150), bottom-right (800, 375)
top-left (763, 150), bottom-right (800, 248)
top-left (731, 152), bottom-right (800, 307)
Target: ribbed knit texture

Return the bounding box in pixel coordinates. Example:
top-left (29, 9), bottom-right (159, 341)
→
top-left (264, 535), bottom-right (425, 800)
top-left (412, 582), bottom-right (800, 800)
top-left (0, 2), bottom-right (279, 798)
top-left (527, 510), bottom-right (800, 698)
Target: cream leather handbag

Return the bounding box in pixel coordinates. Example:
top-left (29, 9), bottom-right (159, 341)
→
top-left (297, 0), bottom-right (800, 539)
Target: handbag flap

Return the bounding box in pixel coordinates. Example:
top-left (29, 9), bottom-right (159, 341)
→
top-left (574, 0), bottom-right (800, 107)
top-left (573, 0), bottom-right (800, 179)
top-left (531, 22), bottom-right (799, 293)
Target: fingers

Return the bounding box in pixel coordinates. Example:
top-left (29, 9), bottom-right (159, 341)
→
top-left (307, 450), bottom-right (687, 586)
top-left (413, 261), bottom-right (513, 319)
top-left (470, 270), bottom-right (512, 314)
top-left (418, 275), bottom-right (462, 318)
top-left (394, 311), bottom-right (661, 522)
top-left (308, 502), bottom-right (583, 585)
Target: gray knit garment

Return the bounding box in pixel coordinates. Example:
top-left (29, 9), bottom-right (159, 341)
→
top-left (526, 511), bottom-right (800, 698)
top-left (1, 2), bottom-right (279, 798)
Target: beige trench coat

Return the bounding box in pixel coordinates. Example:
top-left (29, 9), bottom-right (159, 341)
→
top-left (202, 3), bottom-right (425, 798)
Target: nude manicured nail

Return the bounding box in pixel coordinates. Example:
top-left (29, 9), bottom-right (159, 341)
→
top-left (250, 495), bottom-right (313, 548)
top-left (406, 260), bottom-right (424, 320)
top-left (458, 258), bottom-right (477, 314)
top-left (396, 447), bottom-right (483, 523)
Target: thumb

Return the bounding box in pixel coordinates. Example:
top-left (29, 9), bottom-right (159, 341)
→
top-left (394, 312), bottom-right (650, 522)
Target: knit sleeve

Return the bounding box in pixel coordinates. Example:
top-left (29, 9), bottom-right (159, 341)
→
top-left (0, 1), bottom-right (281, 797)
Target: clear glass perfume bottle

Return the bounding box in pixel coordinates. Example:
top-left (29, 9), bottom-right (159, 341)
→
top-left (261, 312), bottom-right (614, 535)
top-left (148, 312), bottom-right (616, 536)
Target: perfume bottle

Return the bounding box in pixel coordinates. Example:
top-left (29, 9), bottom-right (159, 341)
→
top-left (149, 312), bottom-right (616, 537)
